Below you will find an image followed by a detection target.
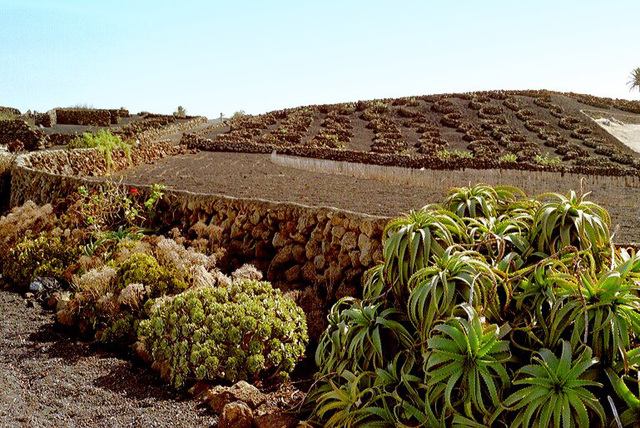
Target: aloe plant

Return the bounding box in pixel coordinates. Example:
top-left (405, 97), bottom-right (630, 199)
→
top-left (407, 249), bottom-right (498, 341)
top-left (443, 184), bottom-right (525, 219)
top-left (383, 208), bottom-right (466, 305)
top-left (531, 190), bottom-right (611, 257)
top-left (426, 305), bottom-right (511, 418)
top-left (492, 340), bottom-right (605, 428)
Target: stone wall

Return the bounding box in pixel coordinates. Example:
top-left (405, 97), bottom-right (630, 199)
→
top-left (182, 133), bottom-right (640, 178)
top-left (55, 109), bottom-right (111, 127)
top-left (9, 148), bottom-right (388, 340)
top-left (0, 107), bottom-right (21, 116)
top-left (35, 110), bottom-right (57, 127)
top-left (108, 108), bottom-right (130, 125)
top-left (0, 119), bottom-right (50, 150)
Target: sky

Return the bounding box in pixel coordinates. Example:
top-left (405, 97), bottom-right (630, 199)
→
top-left (1, 0), bottom-right (639, 118)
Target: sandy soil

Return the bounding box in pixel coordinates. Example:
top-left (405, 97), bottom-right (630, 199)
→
top-left (0, 289), bottom-right (217, 427)
top-left (593, 117), bottom-right (640, 153)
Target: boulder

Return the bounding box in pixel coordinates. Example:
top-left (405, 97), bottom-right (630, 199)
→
top-left (220, 401), bottom-right (252, 428)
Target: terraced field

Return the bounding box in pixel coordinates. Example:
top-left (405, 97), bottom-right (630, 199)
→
top-left (188, 90), bottom-right (640, 175)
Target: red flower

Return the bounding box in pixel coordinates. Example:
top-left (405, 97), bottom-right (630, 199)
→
top-left (129, 188), bottom-right (138, 195)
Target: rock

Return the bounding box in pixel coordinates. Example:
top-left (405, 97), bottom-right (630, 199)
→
top-left (291, 245), bottom-right (306, 263)
top-left (253, 410), bottom-right (299, 428)
top-left (305, 240), bottom-right (321, 259)
top-left (29, 277), bottom-right (62, 302)
top-left (301, 261), bottom-right (317, 282)
top-left (313, 255), bottom-right (325, 271)
top-left (272, 232), bottom-right (287, 248)
top-left (220, 401), bottom-right (252, 428)
top-left (359, 220), bottom-right (375, 237)
top-left (206, 381), bottom-right (267, 413)
top-left (331, 225), bottom-right (346, 241)
top-left (48, 290), bottom-right (70, 310)
top-left (285, 265), bottom-right (302, 283)
top-left (340, 231), bottom-right (358, 250)
top-left (133, 341), bottom-right (152, 364)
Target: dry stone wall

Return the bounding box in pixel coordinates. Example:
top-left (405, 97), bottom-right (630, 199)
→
top-left (9, 148), bottom-right (389, 340)
top-left (55, 109), bottom-right (111, 127)
top-left (0, 119), bottom-right (50, 150)
top-left (34, 110), bottom-right (57, 127)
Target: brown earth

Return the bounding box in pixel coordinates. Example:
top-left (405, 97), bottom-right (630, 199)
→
top-left (119, 151), bottom-right (447, 217)
top-left (0, 289), bottom-right (217, 427)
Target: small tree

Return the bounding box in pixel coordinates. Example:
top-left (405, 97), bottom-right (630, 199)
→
top-left (629, 67), bottom-right (640, 92)
top-left (173, 106), bottom-right (187, 118)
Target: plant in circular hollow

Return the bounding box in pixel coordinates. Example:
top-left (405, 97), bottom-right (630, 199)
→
top-left (407, 248), bottom-right (500, 343)
top-left (425, 305), bottom-right (511, 419)
top-left (491, 340), bottom-right (605, 428)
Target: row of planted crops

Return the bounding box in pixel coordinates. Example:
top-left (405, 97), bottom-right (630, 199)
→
top-left (1, 180), bottom-right (640, 426)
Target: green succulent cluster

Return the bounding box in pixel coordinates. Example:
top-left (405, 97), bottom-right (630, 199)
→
top-left (2, 231), bottom-right (80, 287)
top-left (115, 253), bottom-right (188, 297)
top-left (138, 279), bottom-right (308, 389)
top-left (311, 184), bottom-right (640, 427)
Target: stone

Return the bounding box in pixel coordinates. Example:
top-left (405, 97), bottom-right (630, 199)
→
top-left (29, 277), bottom-right (62, 302)
top-left (271, 246), bottom-right (294, 266)
top-left (206, 381), bottom-right (266, 414)
top-left (272, 232), bottom-right (287, 248)
top-left (291, 245), bottom-right (306, 263)
top-left (349, 250), bottom-right (361, 267)
top-left (331, 225), bottom-right (346, 241)
top-left (301, 261), bottom-right (317, 282)
top-left (249, 210), bottom-right (262, 225)
top-left (220, 401), bottom-right (252, 428)
top-left (359, 220), bottom-right (376, 237)
top-left (47, 290), bottom-right (70, 310)
top-left (285, 265), bottom-right (302, 283)
top-left (358, 234), bottom-right (374, 266)
top-left (337, 250), bottom-right (352, 269)
top-left (340, 231), bottom-right (358, 250)
top-left (253, 410), bottom-right (299, 428)
top-left (313, 255), bottom-right (325, 271)
top-left (305, 240), bottom-right (321, 259)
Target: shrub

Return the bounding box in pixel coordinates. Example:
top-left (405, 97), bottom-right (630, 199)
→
top-left (115, 253), bottom-right (188, 298)
top-left (68, 130), bottom-right (131, 169)
top-left (2, 230), bottom-right (81, 287)
top-left (138, 280), bottom-right (308, 388)
top-left (534, 152), bottom-right (562, 166)
top-left (173, 106), bottom-right (187, 118)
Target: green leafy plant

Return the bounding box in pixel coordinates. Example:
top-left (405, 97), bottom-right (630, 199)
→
top-left (68, 129), bottom-right (131, 169)
top-left (534, 153), bottom-right (562, 166)
top-left (531, 190), bottom-right (611, 257)
top-left (310, 183), bottom-right (639, 427)
top-left (491, 341), bottom-right (605, 428)
top-left (426, 305), bottom-right (511, 417)
top-left (138, 280), bottom-right (308, 388)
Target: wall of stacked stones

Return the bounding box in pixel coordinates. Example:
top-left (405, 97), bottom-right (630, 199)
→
top-left (9, 149), bottom-right (388, 339)
top-left (55, 109), bottom-right (111, 127)
top-left (0, 119), bottom-right (49, 150)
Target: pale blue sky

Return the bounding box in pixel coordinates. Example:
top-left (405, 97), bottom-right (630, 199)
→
top-left (1, 0), bottom-right (639, 117)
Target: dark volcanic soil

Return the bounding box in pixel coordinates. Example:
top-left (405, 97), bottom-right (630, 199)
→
top-left (0, 290), bottom-right (217, 427)
top-left (120, 151), bottom-right (447, 217)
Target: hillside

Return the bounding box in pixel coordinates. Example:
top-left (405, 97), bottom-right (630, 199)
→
top-left (188, 90), bottom-right (640, 176)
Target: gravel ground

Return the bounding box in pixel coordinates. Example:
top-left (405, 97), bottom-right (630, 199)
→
top-left (0, 290), bottom-right (217, 427)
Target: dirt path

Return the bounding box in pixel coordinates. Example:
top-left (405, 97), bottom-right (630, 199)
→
top-left (0, 289), bottom-right (217, 427)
